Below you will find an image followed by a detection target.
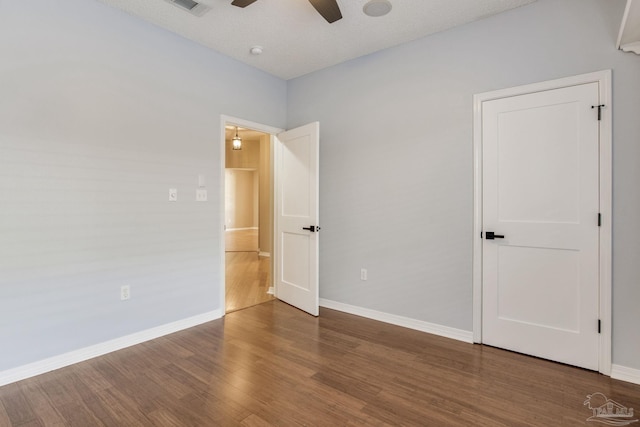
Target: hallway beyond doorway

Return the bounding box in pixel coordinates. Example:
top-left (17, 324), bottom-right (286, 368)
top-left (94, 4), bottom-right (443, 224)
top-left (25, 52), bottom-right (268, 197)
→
top-left (225, 229), bottom-right (274, 313)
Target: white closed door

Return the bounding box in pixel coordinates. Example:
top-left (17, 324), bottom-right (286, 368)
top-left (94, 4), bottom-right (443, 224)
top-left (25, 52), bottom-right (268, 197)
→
top-left (482, 82), bottom-right (600, 370)
top-left (274, 122), bottom-right (319, 316)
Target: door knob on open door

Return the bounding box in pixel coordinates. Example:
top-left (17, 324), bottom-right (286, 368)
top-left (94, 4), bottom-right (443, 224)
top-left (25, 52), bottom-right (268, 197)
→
top-left (485, 231), bottom-right (505, 240)
top-left (302, 226), bottom-right (320, 232)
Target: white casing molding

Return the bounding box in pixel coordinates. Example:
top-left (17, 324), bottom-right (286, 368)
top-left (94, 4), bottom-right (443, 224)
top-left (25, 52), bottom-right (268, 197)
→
top-left (320, 299), bottom-right (473, 343)
top-left (0, 310), bottom-right (222, 387)
top-left (472, 70), bottom-right (612, 375)
top-left (611, 365), bottom-right (640, 386)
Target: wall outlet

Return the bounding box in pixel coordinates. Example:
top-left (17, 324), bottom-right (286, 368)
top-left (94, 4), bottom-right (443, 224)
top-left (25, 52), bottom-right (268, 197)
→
top-left (360, 268), bottom-right (367, 281)
top-left (120, 285), bottom-right (130, 301)
top-left (196, 189), bottom-right (207, 202)
top-left (169, 188), bottom-right (177, 201)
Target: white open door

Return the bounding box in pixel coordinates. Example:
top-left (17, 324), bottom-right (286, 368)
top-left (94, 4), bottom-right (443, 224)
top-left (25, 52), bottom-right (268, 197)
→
top-left (274, 122), bottom-right (319, 316)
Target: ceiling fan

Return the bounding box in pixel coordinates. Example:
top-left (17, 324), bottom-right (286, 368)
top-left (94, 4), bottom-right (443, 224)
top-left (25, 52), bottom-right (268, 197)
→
top-left (231, 0), bottom-right (342, 23)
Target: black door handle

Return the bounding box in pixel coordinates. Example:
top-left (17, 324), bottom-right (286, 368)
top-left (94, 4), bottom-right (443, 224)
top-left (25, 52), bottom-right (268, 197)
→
top-left (302, 226), bottom-right (316, 232)
top-left (485, 231), bottom-right (505, 240)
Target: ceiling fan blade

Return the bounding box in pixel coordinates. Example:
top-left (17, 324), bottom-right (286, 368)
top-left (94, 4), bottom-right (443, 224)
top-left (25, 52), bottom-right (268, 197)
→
top-left (308, 0), bottom-right (342, 23)
top-left (231, 0), bottom-right (258, 7)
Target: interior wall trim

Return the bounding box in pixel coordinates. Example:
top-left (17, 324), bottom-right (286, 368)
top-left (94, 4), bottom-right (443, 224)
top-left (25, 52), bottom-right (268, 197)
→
top-left (0, 310), bottom-right (223, 387)
top-left (319, 299), bottom-right (473, 343)
top-left (611, 364), bottom-right (640, 386)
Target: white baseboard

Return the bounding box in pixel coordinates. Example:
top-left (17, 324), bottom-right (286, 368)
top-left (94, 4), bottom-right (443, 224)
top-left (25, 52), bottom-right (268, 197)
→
top-left (226, 227), bottom-right (258, 231)
top-left (319, 299), bottom-right (473, 344)
top-left (258, 252), bottom-right (271, 257)
top-left (611, 364), bottom-right (640, 385)
top-left (0, 309), bottom-right (223, 387)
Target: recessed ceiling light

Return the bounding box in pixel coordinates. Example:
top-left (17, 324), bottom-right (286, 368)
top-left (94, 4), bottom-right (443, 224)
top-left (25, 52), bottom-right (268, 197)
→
top-left (250, 46), bottom-right (263, 55)
top-left (363, 0), bottom-right (392, 17)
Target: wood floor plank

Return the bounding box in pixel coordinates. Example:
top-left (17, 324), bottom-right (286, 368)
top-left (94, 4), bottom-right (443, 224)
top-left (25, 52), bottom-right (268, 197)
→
top-left (90, 361), bottom-right (168, 416)
top-left (145, 408), bottom-right (188, 427)
top-left (72, 363), bottom-right (112, 394)
top-left (0, 399), bottom-right (13, 426)
top-left (225, 251), bottom-right (274, 313)
top-left (91, 388), bottom-right (153, 426)
top-left (239, 413), bottom-right (273, 427)
top-left (178, 392), bottom-right (251, 425)
top-left (0, 384), bottom-right (37, 426)
top-left (225, 229), bottom-right (259, 252)
top-left (16, 381), bottom-right (66, 427)
top-left (53, 401), bottom-right (105, 427)
top-left (225, 229), bottom-right (274, 313)
top-left (311, 367), bottom-right (382, 402)
top-left (1, 300), bottom-right (640, 426)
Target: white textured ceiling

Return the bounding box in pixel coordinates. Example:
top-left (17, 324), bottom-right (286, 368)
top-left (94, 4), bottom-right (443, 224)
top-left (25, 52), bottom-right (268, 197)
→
top-left (98, 0), bottom-right (536, 80)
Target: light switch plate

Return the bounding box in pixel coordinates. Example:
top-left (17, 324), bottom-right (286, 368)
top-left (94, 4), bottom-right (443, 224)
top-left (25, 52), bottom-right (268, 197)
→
top-left (169, 188), bottom-right (177, 201)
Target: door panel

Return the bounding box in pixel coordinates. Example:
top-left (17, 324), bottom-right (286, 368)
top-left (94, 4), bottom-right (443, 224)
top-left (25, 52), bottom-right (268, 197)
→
top-left (497, 102), bottom-right (580, 223)
top-left (281, 232), bottom-right (311, 291)
top-left (482, 83), bottom-right (600, 370)
top-left (275, 122), bottom-right (319, 316)
top-left (281, 136), bottom-right (311, 217)
top-left (497, 245), bottom-right (579, 332)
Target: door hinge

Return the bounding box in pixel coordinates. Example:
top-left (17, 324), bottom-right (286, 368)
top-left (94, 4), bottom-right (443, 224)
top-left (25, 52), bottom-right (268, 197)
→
top-left (598, 213), bottom-right (602, 227)
top-left (598, 319), bottom-right (601, 334)
top-left (591, 104), bottom-right (605, 121)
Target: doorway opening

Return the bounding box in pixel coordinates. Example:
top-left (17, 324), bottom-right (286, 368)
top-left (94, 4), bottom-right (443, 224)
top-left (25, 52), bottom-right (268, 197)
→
top-left (220, 116), bottom-right (321, 317)
top-left (224, 124), bottom-right (274, 313)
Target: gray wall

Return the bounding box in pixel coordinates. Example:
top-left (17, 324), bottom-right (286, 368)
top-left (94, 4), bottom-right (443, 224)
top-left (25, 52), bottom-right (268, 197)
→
top-left (288, 0), bottom-right (640, 369)
top-left (0, 0), bottom-right (286, 371)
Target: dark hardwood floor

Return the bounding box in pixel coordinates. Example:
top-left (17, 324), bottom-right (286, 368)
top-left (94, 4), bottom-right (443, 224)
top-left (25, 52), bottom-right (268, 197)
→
top-left (1, 301), bottom-right (639, 426)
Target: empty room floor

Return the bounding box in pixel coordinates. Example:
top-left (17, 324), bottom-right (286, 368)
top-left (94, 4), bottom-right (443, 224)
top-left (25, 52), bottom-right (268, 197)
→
top-left (1, 300), bottom-right (639, 426)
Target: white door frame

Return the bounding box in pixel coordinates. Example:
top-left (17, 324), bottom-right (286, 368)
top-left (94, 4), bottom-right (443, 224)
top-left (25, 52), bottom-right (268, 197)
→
top-left (472, 70), bottom-right (612, 375)
top-left (219, 115), bottom-right (284, 314)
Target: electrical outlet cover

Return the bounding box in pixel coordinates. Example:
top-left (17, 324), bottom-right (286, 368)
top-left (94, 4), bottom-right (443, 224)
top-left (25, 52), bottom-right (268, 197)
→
top-left (120, 285), bottom-right (130, 301)
top-left (196, 189), bottom-right (207, 202)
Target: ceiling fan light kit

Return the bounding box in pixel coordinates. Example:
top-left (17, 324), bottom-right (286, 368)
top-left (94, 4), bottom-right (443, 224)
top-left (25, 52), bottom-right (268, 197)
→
top-left (363, 0), bottom-right (393, 17)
